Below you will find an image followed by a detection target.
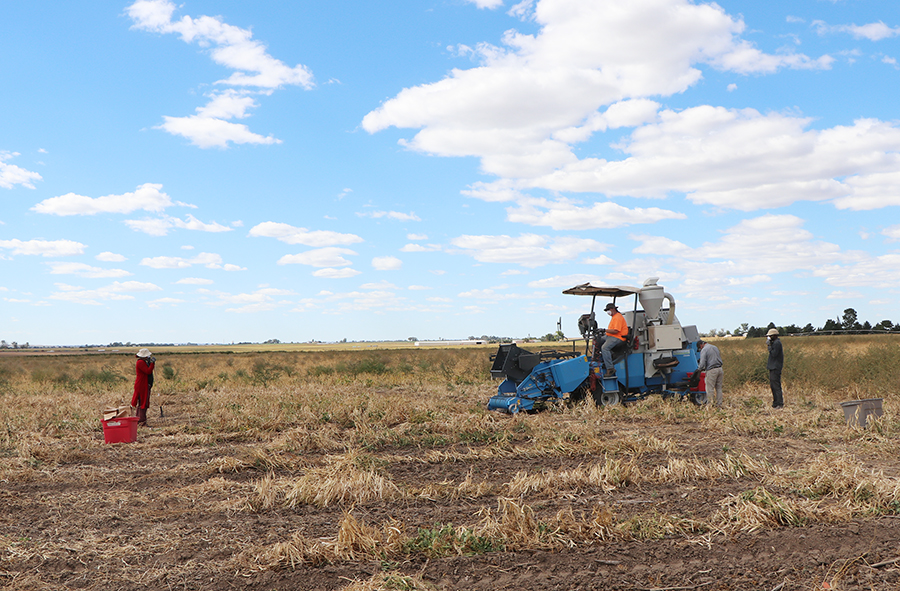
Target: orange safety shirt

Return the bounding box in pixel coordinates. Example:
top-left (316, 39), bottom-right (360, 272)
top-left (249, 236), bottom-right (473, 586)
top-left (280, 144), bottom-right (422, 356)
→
top-left (606, 312), bottom-right (628, 342)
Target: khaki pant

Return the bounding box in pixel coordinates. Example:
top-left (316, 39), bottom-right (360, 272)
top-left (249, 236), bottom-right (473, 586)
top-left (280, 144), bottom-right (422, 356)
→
top-left (705, 367), bottom-right (724, 406)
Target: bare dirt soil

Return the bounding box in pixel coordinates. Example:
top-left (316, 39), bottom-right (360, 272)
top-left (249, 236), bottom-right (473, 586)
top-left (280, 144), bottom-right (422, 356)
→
top-left (3, 400), bottom-right (900, 591)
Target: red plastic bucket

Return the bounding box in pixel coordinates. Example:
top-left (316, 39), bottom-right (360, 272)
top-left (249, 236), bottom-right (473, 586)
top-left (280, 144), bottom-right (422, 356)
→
top-left (102, 416), bottom-right (138, 443)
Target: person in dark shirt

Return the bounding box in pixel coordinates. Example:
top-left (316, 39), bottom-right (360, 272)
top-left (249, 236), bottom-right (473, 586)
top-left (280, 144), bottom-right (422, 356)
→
top-left (766, 329), bottom-right (784, 408)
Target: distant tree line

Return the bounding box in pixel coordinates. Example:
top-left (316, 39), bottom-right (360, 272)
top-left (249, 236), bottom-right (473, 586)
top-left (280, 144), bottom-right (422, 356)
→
top-left (0, 340), bottom-right (29, 349)
top-left (469, 335), bottom-right (514, 343)
top-left (540, 330), bottom-right (567, 342)
top-left (106, 341), bottom-right (179, 347)
top-left (706, 308), bottom-right (899, 338)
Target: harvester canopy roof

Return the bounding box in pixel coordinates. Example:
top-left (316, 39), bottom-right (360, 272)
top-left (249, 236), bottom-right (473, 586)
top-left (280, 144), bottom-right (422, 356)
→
top-left (562, 283), bottom-right (641, 297)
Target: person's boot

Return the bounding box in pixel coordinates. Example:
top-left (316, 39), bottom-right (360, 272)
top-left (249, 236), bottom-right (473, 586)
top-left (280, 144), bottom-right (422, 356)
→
top-left (137, 407), bottom-right (148, 426)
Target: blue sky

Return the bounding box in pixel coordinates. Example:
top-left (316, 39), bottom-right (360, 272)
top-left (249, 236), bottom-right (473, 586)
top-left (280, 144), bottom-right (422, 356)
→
top-left (2, 0), bottom-right (900, 346)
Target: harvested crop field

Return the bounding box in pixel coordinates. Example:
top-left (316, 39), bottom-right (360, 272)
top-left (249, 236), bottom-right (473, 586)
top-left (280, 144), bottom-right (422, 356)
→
top-left (2, 337), bottom-right (900, 591)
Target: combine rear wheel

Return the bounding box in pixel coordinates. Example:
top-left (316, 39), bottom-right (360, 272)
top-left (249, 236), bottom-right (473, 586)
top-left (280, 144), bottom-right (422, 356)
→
top-left (594, 389), bottom-right (621, 407)
top-left (690, 391), bottom-right (708, 406)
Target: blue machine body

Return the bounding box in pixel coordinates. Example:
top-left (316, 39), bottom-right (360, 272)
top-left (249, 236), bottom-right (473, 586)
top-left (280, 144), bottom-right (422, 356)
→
top-left (487, 278), bottom-right (708, 413)
top-left (488, 354), bottom-right (589, 413)
top-left (488, 343), bottom-right (704, 413)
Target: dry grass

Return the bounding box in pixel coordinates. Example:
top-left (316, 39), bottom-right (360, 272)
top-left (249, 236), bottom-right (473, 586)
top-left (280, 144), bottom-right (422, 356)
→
top-left (247, 451), bottom-right (404, 510)
top-left (712, 486), bottom-right (836, 533)
top-left (794, 452), bottom-right (900, 514)
top-left (650, 451), bottom-right (776, 483)
top-left (284, 464), bottom-right (403, 508)
top-left (2, 338), bottom-right (900, 589)
top-left (505, 457), bottom-right (639, 497)
top-left (416, 468), bottom-right (497, 500)
top-left (253, 511), bottom-right (407, 568)
top-left (340, 572), bottom-right (437, 591)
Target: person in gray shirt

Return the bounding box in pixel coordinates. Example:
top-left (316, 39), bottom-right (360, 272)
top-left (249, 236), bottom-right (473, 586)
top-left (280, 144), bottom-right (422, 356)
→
top-left (697, 340), bottom-right (724, 407)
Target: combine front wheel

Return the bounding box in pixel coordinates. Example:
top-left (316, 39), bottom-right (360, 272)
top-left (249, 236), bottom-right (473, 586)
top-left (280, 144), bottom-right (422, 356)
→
top-left (594, 389), bottom-right (621, 407)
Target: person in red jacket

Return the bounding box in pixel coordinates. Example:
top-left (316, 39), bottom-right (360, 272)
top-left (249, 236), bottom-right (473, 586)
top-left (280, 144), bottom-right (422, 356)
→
top-left (132, 348), bottom-right (155, 426)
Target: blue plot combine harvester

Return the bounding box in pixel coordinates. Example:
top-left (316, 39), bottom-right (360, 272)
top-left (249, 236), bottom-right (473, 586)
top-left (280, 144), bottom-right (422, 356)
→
top-left (488, 277), bottom-right (708, 413)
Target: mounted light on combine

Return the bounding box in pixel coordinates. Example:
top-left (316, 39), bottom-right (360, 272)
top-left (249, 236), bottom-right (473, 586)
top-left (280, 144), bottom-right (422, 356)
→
top-left (487, 277), bottom-right (708, 413)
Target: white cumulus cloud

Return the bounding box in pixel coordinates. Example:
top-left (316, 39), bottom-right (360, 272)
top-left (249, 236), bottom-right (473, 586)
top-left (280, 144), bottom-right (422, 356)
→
top-left (176, 277), bottom-right (214, 285)
top-left (49, 281), bottom-right (162, 305)
top-left (363, 0), bottom-right (830, 179)
top-left (519, 108), bottom-right (900, 212)
top-left (466, 0), bottom-right (505, 9)
top-left (357, 210), bottom-right (422, 222)
top-left (32, 183), bottom-right (180, 216)
top-left (450, 233), bottom-right (606, 267)
top-left (96, 252), bottom-right (127, 262)
top-left (140, 252), bottom-right (244, 270)
top-left (814, 20), bottom-right (900, 42)
top-left (125, 214), bottom-right (233, 236)
top-left (624, 214), bottom-right (865, 298)
top-left (0, 239), bottom-right (85, 257)
top-left (248, 222), bottom-right (363, 246)
top-left (400, 243), bottom-right (441, 252)
top-left (127, 0), bottom-right (314, 148)
top-left (505, 197), bottom-right (685, 230)
top-left (372, 256), bottom-right (402, 270)
top-left (46, 262), bottom-right (132, 278)
top-left (0, 151), bottom-right (42, 190)
top-left (156, 115), bottom-right (282, 149)
top-left (278, 247), bottom-right (357, 267)
top-left (883, 226), bottom-right (900, 242)
top-left (312, 267), bottom-right (362, 279)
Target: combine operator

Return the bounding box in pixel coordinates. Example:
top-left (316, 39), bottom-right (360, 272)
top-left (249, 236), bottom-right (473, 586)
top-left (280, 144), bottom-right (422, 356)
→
top-left (600, 302), bottom-right (628, 377)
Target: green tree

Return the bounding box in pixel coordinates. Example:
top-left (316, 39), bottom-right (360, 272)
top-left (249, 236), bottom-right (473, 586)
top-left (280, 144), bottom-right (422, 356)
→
top-left (746, 326), bottom-right (765, 338)
top-left (842, 308), bottom-right (859, 330)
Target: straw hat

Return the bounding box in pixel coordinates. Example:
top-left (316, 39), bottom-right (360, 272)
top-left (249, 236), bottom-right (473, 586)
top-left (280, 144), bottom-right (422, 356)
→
top-left (766, 328), bottom-right (779, 337)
